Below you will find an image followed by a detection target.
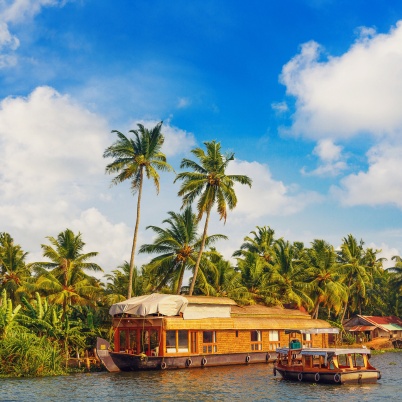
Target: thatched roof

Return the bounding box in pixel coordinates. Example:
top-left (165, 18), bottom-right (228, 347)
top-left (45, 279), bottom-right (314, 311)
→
top-left (163, 316), bottom-right (332, 331)
top-left (231, 304), bottom-right (309, 318)
top-left (185, 295), bottom-right (237, 306)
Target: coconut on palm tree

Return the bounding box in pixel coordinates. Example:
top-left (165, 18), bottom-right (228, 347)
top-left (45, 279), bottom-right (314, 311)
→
top-left (139, 206), bottom-right (227, 294)
top-left (104, 122), bottom-right (173, 298)
top-left (175, 140), bottom-right (252, 295)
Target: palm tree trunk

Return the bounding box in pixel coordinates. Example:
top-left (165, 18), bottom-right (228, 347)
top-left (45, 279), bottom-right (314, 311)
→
top-left (177, 264), bottom-right (185, 295)
top-left (188, 207), bottom-right (211, 296)
top-left (128, 168), bottom-right (144, 299)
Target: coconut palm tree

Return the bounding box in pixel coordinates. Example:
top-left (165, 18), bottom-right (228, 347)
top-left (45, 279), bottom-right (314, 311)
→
top-left (337, 235), bottom-right (371, 321)
top-left (233, 226), bottom-right (276, 265)
top-left (104, 262), bottom-right (144, 304)
top-left (264, 239), bottom-right (313, 309)
top-left (0, 233), bottom-right (31, 302)
top-left (139, 206), bottom-right (227, 294)
top-left (201, 249), bottom-right (250, 303)
top-left (301, 239), bottom-right (347, 319)
top-left (104, 122), bottom-right (173, 299)
top-left (175, 140), bottom-right (252, 295)
top-left (33, 229), bottom-right (103, 320)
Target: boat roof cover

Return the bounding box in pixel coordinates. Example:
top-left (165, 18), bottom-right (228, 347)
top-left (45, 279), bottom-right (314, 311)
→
top-left (109, 293), bottom-right (188, 317)
top-left (284, 328), bottom-right (339, 335)
top-left (276, 347), bottom-right (372, 356)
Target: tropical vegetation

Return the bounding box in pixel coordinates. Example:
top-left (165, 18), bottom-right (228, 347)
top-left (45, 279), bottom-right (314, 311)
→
top-left (1, 137), bottom-right (401, 377)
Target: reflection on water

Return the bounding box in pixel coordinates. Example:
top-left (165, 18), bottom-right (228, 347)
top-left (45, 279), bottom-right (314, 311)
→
top-left (1, 353), bottom-right (401, 401)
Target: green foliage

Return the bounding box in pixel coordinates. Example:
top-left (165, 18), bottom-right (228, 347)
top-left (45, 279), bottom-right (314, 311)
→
top-left (0, 329), bottom-right (65, 377)
top-left (0, 289), bottom-right (22, 337)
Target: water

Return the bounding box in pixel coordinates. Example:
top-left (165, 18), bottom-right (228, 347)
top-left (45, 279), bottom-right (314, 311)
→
top-left (1, 353), bottom-right (401, 401)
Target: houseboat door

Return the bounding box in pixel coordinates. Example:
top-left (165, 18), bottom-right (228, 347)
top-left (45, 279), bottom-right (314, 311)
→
top-left (190, 331), bottom-right (198, 354)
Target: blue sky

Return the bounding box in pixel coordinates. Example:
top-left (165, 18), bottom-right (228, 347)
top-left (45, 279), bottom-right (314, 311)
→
top-left (2, 0), bottom-right (402, 278)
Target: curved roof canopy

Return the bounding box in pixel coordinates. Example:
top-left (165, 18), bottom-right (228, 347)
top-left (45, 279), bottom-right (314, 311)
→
top-left (109, 293), bottom-right (188, 317)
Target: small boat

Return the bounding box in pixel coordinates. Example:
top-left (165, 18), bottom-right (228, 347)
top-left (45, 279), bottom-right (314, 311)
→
top-left (274, 329), bottom-right (381, 384)
top-left (96, 294), bottom-right (337, 372)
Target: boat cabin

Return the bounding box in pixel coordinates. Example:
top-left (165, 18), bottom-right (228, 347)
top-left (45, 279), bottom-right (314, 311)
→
top-left (110, 294), bottom-right (334, 359)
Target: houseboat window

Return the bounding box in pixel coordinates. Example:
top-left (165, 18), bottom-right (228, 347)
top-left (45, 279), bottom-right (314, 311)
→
top-left (178, 330), bottom-right (189, 352)
top-left (119, 330), bottom-right (127, 352)
top-left (166, 330), bottom-right (177, 353)
top-left (251, 330), bottom-right (262, 351)
top-left (268, 330), bottom-right (280, 351)
top-left (129, 330), bottom-right (138, 353)
top-left (139, 329), bottom-right (160, 356)
top-left (202, 331), bottom-right (217, 353)
top-left (302, 333), bottom-right (312, 347)
top-left (165, 330), bottom-right (189, 353)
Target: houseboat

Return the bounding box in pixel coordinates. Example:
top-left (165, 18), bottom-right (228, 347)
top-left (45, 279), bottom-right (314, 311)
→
top-left (96, 293), bottom-right (336, 372)
top-left (274, 329), bottom-right (381, 384)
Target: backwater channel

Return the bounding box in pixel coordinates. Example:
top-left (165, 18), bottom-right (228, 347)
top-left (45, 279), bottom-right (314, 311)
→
top-left (1, 352), bottom-right (401, 401)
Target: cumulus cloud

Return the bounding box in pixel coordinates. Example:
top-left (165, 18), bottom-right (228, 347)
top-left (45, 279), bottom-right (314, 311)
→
top-left (281, 21), bottom-right (402, 139)
top-left (332, 142), bottom-right (402, 207)
top-left (302, 139), bottom-right (347, 177)
top-left (0, 86), bottom-right (137, 273)
top-left (227, 160), bottom-right (322, 219)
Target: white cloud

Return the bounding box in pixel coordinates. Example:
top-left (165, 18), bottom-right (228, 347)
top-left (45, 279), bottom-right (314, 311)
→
top-left (281, 21), bottom-right (402, 139)
top-left (0, 0), bottom-right (66, 67)
top-left (271, 101), bottom-right (288, 114)
top-left (302, 139), bottom-right (347, 177)
top-left (368, 242), bottom-right (399, 270)
top-left (0, 0), bottom-right (62, 23)
top-left (0, 86), bottom-right (138, 274)
top-left (227, 160), bottom-right (322, 219)
top-left (332, 142), bottom-right (402, 207)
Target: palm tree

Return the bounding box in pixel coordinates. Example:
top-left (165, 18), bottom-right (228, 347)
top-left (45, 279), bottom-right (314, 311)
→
top-left (201, 249), bottom-right (250, 303)
top-left (104, 122), bottom-right (173, 299)
top-left (33, 229), bottom-right (103, 320)
top-left (175, 140), bottom-right (252, 295)
top-left (337, 235), bottom-right (371, 321)
top-left (301, 239), bottom-right (347, 319)
top-left (265, 239), bottom-right (313, 309)
top-left (233, 226), bottom-right (276, 264)
top-left (139, 206), bottom-right (227, 294)
top-left (0, 233), bottom-right (31, 302)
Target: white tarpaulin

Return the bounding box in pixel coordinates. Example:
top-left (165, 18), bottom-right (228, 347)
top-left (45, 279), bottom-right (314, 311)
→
top-left (109, 293), bottom-right (188, 317)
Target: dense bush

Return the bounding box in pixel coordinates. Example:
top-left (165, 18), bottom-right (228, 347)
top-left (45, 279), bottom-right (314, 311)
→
top-left (0, 329), bottom-right (66, 377)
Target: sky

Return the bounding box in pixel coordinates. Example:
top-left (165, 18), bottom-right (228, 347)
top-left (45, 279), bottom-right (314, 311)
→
top-left (2, 0), bottom-right (402, 282)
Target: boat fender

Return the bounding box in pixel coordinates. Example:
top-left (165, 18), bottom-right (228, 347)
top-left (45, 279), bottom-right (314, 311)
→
top-left (298, 373), bottom-right (303, 382)
top-left (273, 367), bottom-right (277, 376)
top-left (186, 358), bottom-right (192, 367)
top-left (266, 353), bottom-right (271, 362)
top-left (201, 357), bottom-right (207, 366)
top-left (334, 373), bottom-right (341, 383)
top-left (314, 373), bottom-right (320, 382)
top-left (377, 372), bottom-right (381, 380)
top-left (246, 355), bottom-right (250, 363)
top-left (160, 361), bottom-right (167, 370)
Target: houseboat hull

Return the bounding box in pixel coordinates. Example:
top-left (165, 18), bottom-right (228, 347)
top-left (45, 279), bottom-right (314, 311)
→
top-left (274, 366), bottom-right (380, 384)
top-left (107, 350), bottom-right (272, 371)
top-left (96, 336), bottom-right (273, 371)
